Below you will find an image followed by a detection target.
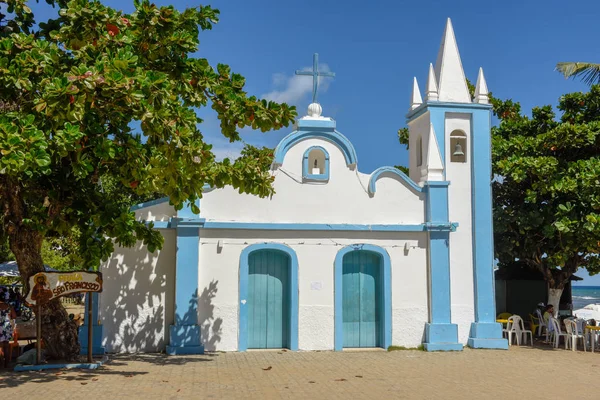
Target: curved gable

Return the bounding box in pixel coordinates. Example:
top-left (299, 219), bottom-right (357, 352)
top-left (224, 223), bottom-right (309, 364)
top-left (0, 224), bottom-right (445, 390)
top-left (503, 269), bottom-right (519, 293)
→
top-left (368, 166), bottom-right (424, 195)
top-left (274, 129), bottom-right (358, 167)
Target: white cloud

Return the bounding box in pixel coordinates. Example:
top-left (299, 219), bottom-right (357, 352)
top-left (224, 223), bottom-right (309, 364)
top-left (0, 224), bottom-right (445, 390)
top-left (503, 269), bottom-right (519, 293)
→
top-left (262, 64), bottom-right (333, 105)
top-left (271, 73), bottom-right (287, 86)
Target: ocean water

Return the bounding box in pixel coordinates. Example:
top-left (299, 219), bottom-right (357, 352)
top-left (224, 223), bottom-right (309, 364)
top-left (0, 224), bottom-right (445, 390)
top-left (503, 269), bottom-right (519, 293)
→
top-left (572, 286), bottom-right (600, 310)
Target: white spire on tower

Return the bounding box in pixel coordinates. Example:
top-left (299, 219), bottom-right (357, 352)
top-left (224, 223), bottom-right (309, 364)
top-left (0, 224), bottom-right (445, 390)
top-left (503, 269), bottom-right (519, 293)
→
top-left (410, 77), bottom-right (423, 110)
top-left (426, 63), bottom-right (439, 102)
top-left (422, 123), bottom-right (444, 182)
top-left (474, 67), bottom-right (489, 104)
top-left (433, 18), bottom-right (471, 103)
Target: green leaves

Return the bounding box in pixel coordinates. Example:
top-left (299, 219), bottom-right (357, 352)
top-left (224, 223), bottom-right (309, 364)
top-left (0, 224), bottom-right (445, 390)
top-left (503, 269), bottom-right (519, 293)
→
top-left (0, 113), bottom-right (51, 175)
top-left (493, 86), bottom-right (600, 286)
top-left (0, 0), bottom-right (297, 271)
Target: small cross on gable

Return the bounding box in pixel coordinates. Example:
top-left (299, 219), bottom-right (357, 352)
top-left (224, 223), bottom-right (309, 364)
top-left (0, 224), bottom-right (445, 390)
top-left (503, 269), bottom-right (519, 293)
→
top-left (295, 53), bottom-right (335, 104)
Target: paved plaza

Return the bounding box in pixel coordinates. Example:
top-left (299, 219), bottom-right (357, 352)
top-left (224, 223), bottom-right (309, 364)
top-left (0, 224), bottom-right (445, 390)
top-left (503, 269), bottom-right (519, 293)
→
top-left (1, 346), bottom-right (599, 399)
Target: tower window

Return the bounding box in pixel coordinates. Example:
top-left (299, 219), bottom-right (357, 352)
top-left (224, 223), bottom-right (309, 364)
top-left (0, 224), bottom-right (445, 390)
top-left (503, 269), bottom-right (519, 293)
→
top-left (302, 146), bottom-right (330, 182)
top-left (450, 130), bottom-right (467, 163)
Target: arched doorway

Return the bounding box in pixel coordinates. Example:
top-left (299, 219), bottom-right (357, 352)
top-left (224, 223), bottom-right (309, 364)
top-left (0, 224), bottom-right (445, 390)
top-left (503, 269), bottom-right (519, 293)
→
top-left (239, 244), bottom-right (298, 351)
top-left (335, 245), bottom-right (391, 350)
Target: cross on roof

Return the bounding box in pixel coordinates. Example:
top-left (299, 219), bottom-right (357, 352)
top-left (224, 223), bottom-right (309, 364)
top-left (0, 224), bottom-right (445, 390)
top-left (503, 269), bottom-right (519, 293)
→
top-left (295, 53), bottom-right (335, 104)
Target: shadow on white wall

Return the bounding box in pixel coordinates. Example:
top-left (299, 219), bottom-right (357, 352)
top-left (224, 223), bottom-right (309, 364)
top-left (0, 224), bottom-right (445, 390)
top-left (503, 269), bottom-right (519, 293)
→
top-left (198, 280), bottom-right (223, 351)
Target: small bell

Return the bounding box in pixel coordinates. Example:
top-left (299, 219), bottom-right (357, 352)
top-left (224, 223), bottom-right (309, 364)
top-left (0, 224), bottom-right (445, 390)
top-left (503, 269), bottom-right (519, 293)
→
top-left (453, 142), bottom-right (465, 157)
top-left (314, 159), bottom-right (318, 168)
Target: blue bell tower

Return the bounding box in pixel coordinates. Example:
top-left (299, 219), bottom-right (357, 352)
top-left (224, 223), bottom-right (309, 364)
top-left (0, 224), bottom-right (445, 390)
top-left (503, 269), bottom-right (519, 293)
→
top-left (406, 19), bottom-right (508, 351)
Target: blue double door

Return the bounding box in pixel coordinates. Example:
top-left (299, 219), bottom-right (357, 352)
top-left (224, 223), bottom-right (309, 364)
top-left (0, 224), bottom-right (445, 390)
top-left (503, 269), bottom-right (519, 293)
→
top-left (247, 250), bottom-right (291, 349)
top-left (342, 251), bottom-right (383, 348)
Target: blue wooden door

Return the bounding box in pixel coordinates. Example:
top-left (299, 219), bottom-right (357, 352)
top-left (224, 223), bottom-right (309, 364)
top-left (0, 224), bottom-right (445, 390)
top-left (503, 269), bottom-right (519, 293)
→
top-left (247, 250), bottom-right (290, 349)
top-left (342, 251), bottom-right (382, 348)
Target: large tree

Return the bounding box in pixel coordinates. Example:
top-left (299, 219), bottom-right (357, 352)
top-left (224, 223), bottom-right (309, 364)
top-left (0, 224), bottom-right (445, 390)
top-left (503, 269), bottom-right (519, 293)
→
top-left (0, 0), bottom-right (295, 360)
top-left (492, 88), bottom-right (600, 311)
top-left (397, 84), bottom-right (600, 312)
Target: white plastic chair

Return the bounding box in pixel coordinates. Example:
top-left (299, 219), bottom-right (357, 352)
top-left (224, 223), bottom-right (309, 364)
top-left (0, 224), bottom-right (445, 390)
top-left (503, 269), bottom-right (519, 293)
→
top-left (564, 320), bottom-right (587, 352)
top-left (589, 325), bottom-right (600, 352)
top-left (502, 319), bottom-right (514, 346)
top-left (576, 318), bottom-right (591, 347)
top-left (506, 315), bottom-right (530, 346)
top-left (549, 318), bottom-right (568, 349)
top-left (535, 309), bottom-right (548, 339)
top-left (512, 315), bottom-right (533, 346)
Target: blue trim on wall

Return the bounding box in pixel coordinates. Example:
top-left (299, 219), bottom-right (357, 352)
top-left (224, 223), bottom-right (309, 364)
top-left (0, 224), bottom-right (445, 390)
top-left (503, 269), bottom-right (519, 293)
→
top-left (203, 222), bottom-right (431, 232)
top-left (302, 146), bottom-right (330, 181)
top-left (174, 218), bottom-right (206, 228)
top-left (274, 129), bottom-right (358, 167)
top-left (201, 221), bottom-right (458, 232)
top-left (175, 228), bottom-right (200, 325)
top-left (166, 221), bottom-right (204, 355)
top-left (130, 197), bottom-right (169, 211)
top-left (368, 166), bottom-right (424, 195)
top-left (423, 181), bottom-right (462, 351)
top-left (467, 104), bottom-right (508, 349)
top-left (151, 220), bottom-right (459, 232)
top-left (238, 243), bottom-right (299, 351)
top-left (470, 109), bottom-right (495, 322)
top-left (406, 101), bottom-right (493, 121)
top-left (427, 231), bottom-right (451, 323)
top-left (334, 244), bottom-right (392, 351)
top-left (79, 292), bottom-right (105, 356)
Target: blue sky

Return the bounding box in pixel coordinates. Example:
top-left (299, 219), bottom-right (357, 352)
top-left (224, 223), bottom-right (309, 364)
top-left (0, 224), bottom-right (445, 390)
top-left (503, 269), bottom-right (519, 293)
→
top-left (27, 0), bottom-right (600, 284)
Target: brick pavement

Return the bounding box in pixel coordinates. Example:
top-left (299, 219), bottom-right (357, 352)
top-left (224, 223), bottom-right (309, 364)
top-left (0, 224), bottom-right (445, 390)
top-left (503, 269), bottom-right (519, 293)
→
top-left (1, 346), bottom-right (599, 399)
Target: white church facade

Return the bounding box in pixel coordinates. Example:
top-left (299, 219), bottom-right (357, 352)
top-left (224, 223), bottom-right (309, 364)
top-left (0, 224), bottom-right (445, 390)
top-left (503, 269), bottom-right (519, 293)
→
top-left (87, 19), bottom-right (508, 354)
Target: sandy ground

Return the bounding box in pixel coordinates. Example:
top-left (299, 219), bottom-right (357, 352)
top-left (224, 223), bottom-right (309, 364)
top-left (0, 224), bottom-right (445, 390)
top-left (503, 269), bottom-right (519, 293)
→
top-left (1, 344), bottom-right (599, 399)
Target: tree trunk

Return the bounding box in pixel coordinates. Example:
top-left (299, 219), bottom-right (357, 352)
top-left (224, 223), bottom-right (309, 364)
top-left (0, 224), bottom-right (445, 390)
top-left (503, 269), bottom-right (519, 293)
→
top-left (536, 259), bottom-right (579, 319)
top-left (9, 227), bottom-right (80, 361)
top-left (547, 288), bottom-right (563, 318)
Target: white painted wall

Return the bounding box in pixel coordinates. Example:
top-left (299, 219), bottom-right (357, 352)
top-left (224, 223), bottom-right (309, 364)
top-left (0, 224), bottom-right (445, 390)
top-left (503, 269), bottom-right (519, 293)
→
top-left (99, 230), bottom-right (176, 353)
top-left (134, 201), bottom-right (175, 222)
top-left (445, 113), bottom-right (476, 343)
top-left (101, 123), bottom-right (485, 352)
top-left (198, 230), bottom-right (429, 351)
top-left (201, 138), bottom-right (425, 225)
top-left (407, 112), bottom-right (430, 184)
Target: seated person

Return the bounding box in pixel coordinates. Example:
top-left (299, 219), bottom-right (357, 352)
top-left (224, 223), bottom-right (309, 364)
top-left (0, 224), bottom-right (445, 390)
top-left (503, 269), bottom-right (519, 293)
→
top-left (543, 304), bottom-right (554, 325)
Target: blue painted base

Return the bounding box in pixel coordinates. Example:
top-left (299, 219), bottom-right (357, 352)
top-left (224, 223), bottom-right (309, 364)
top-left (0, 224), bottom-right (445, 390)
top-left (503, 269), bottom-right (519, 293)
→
top-left (467, 322), bottom-right (508, 349)
top-left (467, 338), bottom-right (509, 349)
top-left (14, 356), bottom-right (107, 372)
top-left (424, 323), bottom-right (463, 352)
top-left (78, 325), bottom-right (105, 355)
top-left (166, 345), bottom-right (205, 355)
top-left (167, 324), bottom-right (204, 355)
top-left (423, 342), bottom-right (464, 351)
top-left (80, 346), bottom-right (106, 355)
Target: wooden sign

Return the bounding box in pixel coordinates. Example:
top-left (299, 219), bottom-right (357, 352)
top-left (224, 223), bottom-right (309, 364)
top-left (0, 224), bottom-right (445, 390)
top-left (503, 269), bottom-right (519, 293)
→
top-left (25, 271), bottom-right (103, 306)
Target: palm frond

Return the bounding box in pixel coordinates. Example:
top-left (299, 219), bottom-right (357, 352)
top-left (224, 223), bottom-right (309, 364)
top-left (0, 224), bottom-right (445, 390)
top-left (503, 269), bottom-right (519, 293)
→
top-left (556, 62), bottom-right (600, 85)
